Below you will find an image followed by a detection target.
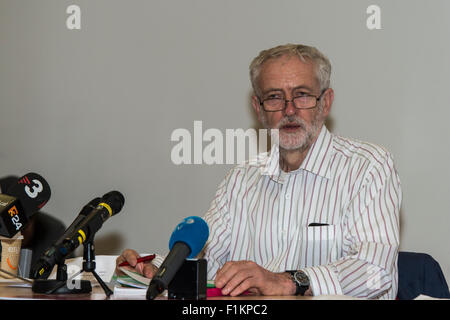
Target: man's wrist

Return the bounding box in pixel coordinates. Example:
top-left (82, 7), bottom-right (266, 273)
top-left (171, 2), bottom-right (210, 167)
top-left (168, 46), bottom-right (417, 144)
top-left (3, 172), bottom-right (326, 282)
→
top-left (286, 270), bottom-right (311, 296)
top-left (281, 272), bottom-right (297, 295)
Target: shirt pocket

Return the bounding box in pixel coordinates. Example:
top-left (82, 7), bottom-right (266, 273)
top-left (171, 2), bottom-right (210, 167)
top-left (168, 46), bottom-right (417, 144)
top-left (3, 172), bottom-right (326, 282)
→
top-left (301, 224), bottom-right (338, 268)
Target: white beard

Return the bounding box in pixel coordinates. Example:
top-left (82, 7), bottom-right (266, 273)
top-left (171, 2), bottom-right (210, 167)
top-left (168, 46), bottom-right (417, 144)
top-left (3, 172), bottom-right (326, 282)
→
top-left (261, 108), bottom-right (324, 152)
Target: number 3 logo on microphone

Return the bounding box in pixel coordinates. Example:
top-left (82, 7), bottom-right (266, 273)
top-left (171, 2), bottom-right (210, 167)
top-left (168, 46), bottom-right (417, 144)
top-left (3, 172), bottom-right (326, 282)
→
top-left (25, 179), bottom-right (44, 198)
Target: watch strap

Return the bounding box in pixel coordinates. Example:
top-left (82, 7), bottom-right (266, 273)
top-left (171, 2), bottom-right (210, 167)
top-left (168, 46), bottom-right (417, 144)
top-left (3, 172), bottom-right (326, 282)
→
top-left (286, 270), bottom-right (310, 296)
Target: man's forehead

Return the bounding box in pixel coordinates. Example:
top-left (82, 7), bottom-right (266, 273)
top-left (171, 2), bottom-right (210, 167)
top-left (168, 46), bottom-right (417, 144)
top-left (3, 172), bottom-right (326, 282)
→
top-left (257, 55), bottom-right (319, 90)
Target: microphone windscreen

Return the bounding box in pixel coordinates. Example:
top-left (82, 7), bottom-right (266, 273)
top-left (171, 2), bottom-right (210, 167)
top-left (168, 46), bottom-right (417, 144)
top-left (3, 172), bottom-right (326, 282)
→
top-left (101, 191), bottom-right (125, 216)
top-left (168, 216), bottom-right (209, 259)
top-left (6, 173), bottom-right (51, 216)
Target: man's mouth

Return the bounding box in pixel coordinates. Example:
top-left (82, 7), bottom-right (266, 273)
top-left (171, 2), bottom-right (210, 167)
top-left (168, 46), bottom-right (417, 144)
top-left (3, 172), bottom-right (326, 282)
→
top-left (280, 123), bottom-right (302, 132)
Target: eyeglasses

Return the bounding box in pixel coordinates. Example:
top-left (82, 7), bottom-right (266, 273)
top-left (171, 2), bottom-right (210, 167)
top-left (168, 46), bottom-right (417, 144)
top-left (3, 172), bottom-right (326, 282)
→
top-left (259, 89), bottom-right (327, 112)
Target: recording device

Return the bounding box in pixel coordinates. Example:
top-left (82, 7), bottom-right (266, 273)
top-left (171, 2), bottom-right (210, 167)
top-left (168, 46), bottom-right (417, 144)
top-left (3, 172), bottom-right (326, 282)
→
top-left (31, 191), bottom-right (124, 280)
top-left (0, 173), bottom-right (51, 238)
top-left (146, 216), bottom-right (209, 300)
top-left (167, 259), bottom-right (207, 300)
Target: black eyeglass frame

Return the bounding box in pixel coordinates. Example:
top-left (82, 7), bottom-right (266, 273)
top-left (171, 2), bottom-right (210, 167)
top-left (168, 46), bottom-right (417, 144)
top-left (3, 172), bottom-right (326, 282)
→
top-left (258, 89), bottom-right (327, 112)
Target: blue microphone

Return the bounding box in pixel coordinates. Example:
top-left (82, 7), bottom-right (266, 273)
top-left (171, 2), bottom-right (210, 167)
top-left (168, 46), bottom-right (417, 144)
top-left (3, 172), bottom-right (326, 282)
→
top-left (146, 216), bottom-right (209, 300)
top-left (168, 216), bottom-right (209, 258)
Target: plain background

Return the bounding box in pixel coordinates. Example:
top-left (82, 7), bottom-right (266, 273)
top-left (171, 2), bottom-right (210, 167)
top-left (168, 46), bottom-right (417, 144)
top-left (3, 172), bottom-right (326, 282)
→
top-left (1, 0), bottom-right (449, 284)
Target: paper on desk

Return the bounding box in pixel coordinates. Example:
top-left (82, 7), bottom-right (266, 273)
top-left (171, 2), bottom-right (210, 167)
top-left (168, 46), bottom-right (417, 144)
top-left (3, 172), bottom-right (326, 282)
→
top-left (113, 270), bottom-right (217, 298)
top-left (48, 255), bottom-right (118, 285)
top-left (113, 285), bottom-right (147, 296)
top-left (113, 267), bottom-right (171, 297)
top-left (117, 267), bottom-right (150, 287)
top-left (113, 283), bottom-right (168, 297)
top-left (114, 268), bottom-right (217, 288)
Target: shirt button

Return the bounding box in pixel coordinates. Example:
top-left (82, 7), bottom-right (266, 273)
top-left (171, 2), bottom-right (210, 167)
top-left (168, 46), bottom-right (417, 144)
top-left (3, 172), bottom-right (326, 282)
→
top-left (285, 194), bottom-right (291, 200)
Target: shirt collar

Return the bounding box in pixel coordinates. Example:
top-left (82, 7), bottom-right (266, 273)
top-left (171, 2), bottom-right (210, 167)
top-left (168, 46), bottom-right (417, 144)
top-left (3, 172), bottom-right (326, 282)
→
top-left (262, 125), bottom-right (334, 183)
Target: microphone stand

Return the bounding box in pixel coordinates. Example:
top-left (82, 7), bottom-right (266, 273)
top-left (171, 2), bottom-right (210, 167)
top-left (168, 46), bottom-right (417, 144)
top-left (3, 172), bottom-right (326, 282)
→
top-left (80, 241), bottom-right (113, 297)
top-left (32, 239), bottom-right (113, 297)
top-left (32, 259), bottom-right (92, 294)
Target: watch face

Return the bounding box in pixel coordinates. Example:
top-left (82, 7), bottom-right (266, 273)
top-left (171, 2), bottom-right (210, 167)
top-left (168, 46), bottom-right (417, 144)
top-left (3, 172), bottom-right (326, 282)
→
top-left (294, 271), bottom-right (310, 286)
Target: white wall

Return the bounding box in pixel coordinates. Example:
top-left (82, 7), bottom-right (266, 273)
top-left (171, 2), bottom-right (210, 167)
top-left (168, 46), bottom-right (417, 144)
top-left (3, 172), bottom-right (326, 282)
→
top-left (1, 0), bottom-right (449, 283)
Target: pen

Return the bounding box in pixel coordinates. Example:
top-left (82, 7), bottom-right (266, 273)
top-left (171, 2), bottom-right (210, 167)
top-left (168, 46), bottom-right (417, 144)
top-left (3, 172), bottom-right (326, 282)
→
top-left (119, 254), bottom-right (156, 267)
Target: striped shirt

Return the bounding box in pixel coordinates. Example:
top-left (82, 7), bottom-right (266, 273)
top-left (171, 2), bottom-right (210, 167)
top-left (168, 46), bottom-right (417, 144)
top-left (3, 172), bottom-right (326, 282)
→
top-left (201, 125), bottom-right (402, 299)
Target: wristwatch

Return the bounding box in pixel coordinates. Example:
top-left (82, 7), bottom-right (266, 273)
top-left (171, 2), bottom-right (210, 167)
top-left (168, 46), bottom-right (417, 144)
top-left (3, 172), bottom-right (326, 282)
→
top-left (286, 270), bottom-right (310, 296)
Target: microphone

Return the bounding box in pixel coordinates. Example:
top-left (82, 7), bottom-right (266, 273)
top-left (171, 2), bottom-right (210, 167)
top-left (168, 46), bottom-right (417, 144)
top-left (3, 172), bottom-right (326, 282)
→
top-left (54, 197), bottom-right (103, 245)
top-left (29, 197), bottom-right (102, 279)
top-left (0, 173), bottom-right (51, 238)
top-left (31, 191), bottom-right (124, 279)
top-left (146, 216), bottom-right (209, 300)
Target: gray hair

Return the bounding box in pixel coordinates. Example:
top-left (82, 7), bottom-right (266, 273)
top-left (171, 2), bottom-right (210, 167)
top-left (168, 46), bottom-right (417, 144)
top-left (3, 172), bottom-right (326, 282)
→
top-left (249, 44), bottom-right (332, 95)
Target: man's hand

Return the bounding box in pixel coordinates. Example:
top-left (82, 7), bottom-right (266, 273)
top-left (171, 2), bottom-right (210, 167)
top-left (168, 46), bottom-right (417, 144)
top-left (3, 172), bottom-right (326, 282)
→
top-left (214, 261), bottom-right (296, 296)
top-left (115, 249), bottom-right (158, 279)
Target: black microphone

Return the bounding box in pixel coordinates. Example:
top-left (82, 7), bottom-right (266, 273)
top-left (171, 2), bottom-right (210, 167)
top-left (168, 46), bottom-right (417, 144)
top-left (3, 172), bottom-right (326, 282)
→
top-left (146, 216), bottom-right (209, 300)
top-left (0, 173), bottom-right (51, 238)
top-left (31, 191), bottom-right (124, 279)
top-left (54, 197), bottom-right (103, 245)
top-left (30, 197), bottom-right (102, 279)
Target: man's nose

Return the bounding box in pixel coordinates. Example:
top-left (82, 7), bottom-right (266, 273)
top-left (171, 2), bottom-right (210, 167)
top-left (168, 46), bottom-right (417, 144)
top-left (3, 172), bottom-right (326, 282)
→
top-left (283, 99), bottom-right (297, 116)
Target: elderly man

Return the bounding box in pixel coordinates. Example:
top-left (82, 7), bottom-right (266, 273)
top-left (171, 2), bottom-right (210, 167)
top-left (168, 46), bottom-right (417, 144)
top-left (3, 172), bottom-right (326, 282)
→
top-left (117, 44), bottom-right (402, 299)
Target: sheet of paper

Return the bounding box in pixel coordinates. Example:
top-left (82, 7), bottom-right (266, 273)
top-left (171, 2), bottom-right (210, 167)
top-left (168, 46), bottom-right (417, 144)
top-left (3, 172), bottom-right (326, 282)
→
top-left (113, 285), bottom-right (147, 296)
top-left (112, 268), bottom-right (172, 297)
top-left (117, 267), bottom-right (151, 286)
top-left (112, 284), bottom-right (168, 298)
top-left (48, 255), bottom-right (118, 285)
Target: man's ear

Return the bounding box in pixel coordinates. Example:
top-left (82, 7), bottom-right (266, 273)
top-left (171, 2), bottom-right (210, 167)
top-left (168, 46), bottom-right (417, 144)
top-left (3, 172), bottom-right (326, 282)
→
top-left (321, 88), bottom-right (334, 117)
top-left (251, 95), bottom-right (262, 122)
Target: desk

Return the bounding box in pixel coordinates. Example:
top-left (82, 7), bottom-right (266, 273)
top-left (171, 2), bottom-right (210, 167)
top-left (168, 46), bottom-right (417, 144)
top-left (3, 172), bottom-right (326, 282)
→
top-left (0, 284), bottom-right (370, 320)
top-left (0, 284), bottom-right (432, 320)
top-left (0, 283), bottom-right (321, 300)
